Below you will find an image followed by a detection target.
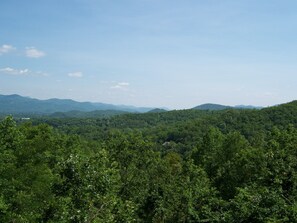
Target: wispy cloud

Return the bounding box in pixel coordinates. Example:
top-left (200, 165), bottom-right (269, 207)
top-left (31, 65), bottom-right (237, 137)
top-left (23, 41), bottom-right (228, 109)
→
top-left (0, 67), bottom-right (47, 76)
top-left (68, 71), bottom-right (83, 78)
top-left (0, 67), bottom-right (30, 75)
top-left (0, 44), bottom-right (15, 55)
top-left (111, 82), bottom-right (130, 90)
top-left (25, 47), bottom-right (46, 58)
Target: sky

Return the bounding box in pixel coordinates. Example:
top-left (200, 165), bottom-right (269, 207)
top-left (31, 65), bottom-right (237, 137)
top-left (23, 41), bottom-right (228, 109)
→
top-left (1, 0), bottom-right (297, 109)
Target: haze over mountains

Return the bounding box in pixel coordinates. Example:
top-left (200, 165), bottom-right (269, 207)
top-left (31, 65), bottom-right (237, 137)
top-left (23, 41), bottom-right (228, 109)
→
top-left (0, 94), bottom-right (155, 114)
top-left (192, 103), bottom-right (263, 111)
top-left (0, 94), bottom-right (263, 116)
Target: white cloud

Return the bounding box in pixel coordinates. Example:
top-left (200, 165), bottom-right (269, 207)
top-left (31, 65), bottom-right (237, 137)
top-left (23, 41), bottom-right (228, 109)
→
top-left (111, 82), bottom-right (130, 90)
top-left (25, 47), bottom-right (46, 58)
top-left (0, 44), bottom-right (15, 55)
top-left (118, 82), bottom-right (130, 86)
top-left (0, 67), bottom-right (47, 76)
top-left (68, 71), bottom-right (83, 78)
top-left (0, 67), bottom-right (30, 75)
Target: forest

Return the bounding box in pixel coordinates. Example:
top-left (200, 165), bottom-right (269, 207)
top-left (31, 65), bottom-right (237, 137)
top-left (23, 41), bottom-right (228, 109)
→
top-left (1, 100), bottom-right (297, 222)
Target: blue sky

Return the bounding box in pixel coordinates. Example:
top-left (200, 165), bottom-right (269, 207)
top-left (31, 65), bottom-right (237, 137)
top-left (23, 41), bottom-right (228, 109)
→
top-left (1, 0), bottom-right (297, 109)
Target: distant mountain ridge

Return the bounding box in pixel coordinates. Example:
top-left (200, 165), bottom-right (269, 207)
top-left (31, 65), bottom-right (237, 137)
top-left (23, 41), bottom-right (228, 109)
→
top-left (147, 108), bottom-right (168, 113)
top-left (0, 94), bottom-right (264, 115)
top-left (0, 94), bottom-right (155, 114)
top-left (49, 110), bottom-right (128, 118)
top-left (192, 103), bottom-right (262, 110)
top-left (192, 103), bottom-right (232, 110)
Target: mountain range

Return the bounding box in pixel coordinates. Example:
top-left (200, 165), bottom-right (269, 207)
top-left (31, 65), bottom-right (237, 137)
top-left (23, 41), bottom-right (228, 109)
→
top-left (0, 94), bottom-right (263, 117)
top-left (0, 94), bottom-right (155, 115)
top-left (192, 103), bottom-right (262, 110)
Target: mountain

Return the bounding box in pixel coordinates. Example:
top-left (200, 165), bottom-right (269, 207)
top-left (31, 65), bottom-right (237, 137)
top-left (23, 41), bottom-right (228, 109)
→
top-left (49, 110), bottom-right (128, 118)
top-left (192, 103), bottom-right (263, 111)
top-left (0, 94), bottom-right (154, 115)
top-left (192, 103), bottom-right (232, 110)
top-left (234, 105), bottom-right (263, 109)
top-left (147, 108), bottom-right (168, 113)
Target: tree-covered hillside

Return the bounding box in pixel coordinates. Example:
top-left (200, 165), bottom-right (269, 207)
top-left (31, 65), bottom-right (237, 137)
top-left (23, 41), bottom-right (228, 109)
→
top-left (1, 101), bottom-right (297, 222)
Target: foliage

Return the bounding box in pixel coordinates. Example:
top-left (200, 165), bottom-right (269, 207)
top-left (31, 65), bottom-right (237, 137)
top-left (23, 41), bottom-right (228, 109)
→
top-left (1, 101), bottom-right (297, 222)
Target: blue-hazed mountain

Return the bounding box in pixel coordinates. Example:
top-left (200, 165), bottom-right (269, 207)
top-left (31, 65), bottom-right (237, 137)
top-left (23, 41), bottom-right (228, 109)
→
top-left (49, 110), bottom-right (129, 118)
top-left (192, 103), bottom-right (232, 110)
top-left (192, 103), bottom-right (262, 110)
top-left (147, 108), bottom-right (168, 113)
top-left (234, 105), bottom-right (263, 109)
top-left (0, 94), bottom-right (155, 114)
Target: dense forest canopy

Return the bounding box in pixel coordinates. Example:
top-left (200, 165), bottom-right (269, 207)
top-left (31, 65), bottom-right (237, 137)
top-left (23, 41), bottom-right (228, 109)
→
top-left (1, 100), bottom-right (297, 222)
